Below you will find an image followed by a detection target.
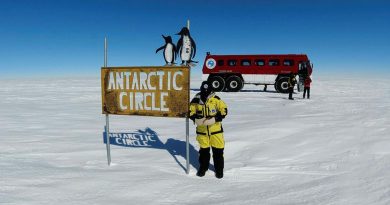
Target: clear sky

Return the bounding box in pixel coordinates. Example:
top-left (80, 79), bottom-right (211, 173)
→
top-left (0, 0), bottom-right (389, 78)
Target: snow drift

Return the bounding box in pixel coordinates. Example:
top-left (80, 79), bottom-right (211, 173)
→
top-left (1, 75), bottom-right (389, 205)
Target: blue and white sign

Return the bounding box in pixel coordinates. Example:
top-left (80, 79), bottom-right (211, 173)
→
top-left (103, 128), bottom-right (160, 148)
top-left (205, 58), bottom-right (216, 69)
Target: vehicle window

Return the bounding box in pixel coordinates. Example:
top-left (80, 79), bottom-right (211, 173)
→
top-left (298, 61), bottom-right (306, 69)
top-left (255, 60), bottom-right (265, 66)
top-left (241, 60), bottom-right (251, 66)
top-left (269, 59), bottom-right (280, 66)
top-left (217, 60), bottom-right (224, 66)
top-left (283, 60), bottom-right (294, 66)
top-left (228, 60), bottom-right (237, 66)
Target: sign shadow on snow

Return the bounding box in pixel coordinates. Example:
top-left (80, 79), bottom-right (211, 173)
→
top-left (103, 127), bottom-right (202, 172)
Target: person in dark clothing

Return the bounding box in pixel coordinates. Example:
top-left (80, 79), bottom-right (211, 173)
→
top-left (300, 62), bottom-right (308, 77)
top-left (303, 76), bottom-right (312, 99)
top-left (263, 85), bottom-right (267, 92)
top-left (288, 73), bottom-right (297, 100)
top-left (189, 81), bottom-right (228, 179)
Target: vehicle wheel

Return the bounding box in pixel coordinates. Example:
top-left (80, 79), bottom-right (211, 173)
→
top-left (208, 76), bottom-right (225, 92)
top-left (275, 77), bottom-right (289, 93)
top-left (225, 76), bottom-right (243, 92)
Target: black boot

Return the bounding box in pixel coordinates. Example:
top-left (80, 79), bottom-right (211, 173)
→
top-left (212, 147), bottom-right (224, 179)
top-left (197, 148), bottom-right (210, 177)
top-left (215, 172), bottom-right (223, 179)
top-left (288, 88), bottom-right (294, 100)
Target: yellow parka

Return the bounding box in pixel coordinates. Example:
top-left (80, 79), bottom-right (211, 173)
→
top-left (288, 75), bottom-right (297, 88)
top-left (189, 92), bottom-right (228, 149)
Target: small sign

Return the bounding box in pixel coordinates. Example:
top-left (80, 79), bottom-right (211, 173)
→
top-left (101, 66), bottom-right (190, 118)
top-left (205, 58), bottom-right (216, 69)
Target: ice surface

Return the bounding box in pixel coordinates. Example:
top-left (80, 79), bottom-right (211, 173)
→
top-left (1, 75), bottom-right (390, 205)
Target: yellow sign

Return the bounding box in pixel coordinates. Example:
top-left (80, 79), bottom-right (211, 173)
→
top-left (101, 66), bottom-right (190, 118)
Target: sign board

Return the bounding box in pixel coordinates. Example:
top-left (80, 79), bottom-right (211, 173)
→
top-left (101, 66), bottom-right (190, 118)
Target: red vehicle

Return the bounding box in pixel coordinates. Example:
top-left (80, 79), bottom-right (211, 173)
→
top-left (202, 52), bottom-right (313, 93)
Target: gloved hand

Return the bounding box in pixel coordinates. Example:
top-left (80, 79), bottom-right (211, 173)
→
top-left (215, 112), bottom-right (225, 122)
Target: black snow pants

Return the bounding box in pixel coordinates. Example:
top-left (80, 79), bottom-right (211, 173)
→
top-left (199, 147), bottom-right (224, 174)
top-left (303, 87), bottom-right (310, 99)
top-left (288, 87), bottom-right (294, 99)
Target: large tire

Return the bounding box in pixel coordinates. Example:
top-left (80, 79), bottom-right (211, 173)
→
top-left (208, 76), bottom-right (225, 92)
top-left (275, 77), bottom-right (289, 93)
top-left (225, 76), bottom-right (243, 92)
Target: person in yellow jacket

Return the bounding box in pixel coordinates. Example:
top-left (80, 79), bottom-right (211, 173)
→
top-left (189, 81), bottom-right (228, 179)
top-left (288, 73), bottom-right (297, 100)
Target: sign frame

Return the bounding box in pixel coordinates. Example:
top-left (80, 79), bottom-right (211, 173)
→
top-left (101, 66), bottom-right (190, 118)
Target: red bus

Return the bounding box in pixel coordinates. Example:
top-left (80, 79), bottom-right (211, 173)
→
top-left (202, 52), bottom-right (313, 93)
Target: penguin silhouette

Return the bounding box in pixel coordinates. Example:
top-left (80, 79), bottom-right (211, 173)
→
top-left (176, 27), bottom-right (197, 66)
top-left (156, 35), bottom-right (177, 65)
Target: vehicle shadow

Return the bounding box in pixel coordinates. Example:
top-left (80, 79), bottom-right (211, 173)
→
top-left (103, 127), bottom-right (203, 173)
top-left (191, 88), bottom-right (278, 93)
top-left (240, 90), bottom-right (278, 93)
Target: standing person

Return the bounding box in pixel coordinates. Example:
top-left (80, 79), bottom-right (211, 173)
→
top-left (263, 85), bottom-right (267, 92)
top-left (303, 76), bottom-right (312, 99)
top-left (288, 73), bottom-right (297, 100)
top-left (189, 81), bottom-right (228, 179)
top-left (300, 62), bottom-right (308, 77)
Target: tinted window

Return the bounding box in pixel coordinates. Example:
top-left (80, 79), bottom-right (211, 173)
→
top-left (269, 59), bottom-right (280, 66)
top-left (217, 60), bottom-right (224, 66)
top-left (255, 60), bottom-right (265, 66)
top-left (283, 60), bottom-right (294, 66)
top-left (241, 60), bottom-right (251, 66)
top-left (228, 60), bottom-right (237, 66)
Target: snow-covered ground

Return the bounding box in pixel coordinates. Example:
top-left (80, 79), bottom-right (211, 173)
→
top-left (1, 74), bottom-right (390, 205)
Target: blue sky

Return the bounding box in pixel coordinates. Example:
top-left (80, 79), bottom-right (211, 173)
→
top-left (0, 0), bottom-right (389, 78)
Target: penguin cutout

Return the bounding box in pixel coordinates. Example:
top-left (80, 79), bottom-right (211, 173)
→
top-left (156, 35), bottom-right (177, 66)
top-left (176, 27), bottom-right (197, 66)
